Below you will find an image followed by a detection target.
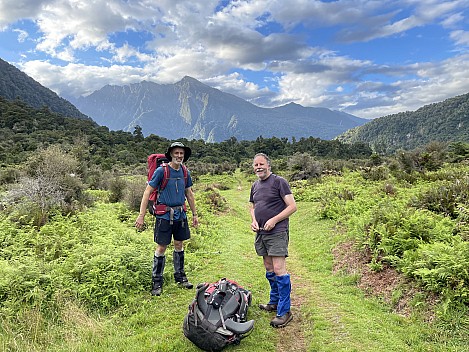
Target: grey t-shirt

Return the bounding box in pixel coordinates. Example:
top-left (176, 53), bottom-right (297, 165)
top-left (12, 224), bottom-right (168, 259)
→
top-left (249, 174), bottom-right (292, 234)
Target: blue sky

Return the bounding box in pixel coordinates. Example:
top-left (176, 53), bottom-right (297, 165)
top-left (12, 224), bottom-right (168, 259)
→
top-left (1, 0), bottom-right (469, 119)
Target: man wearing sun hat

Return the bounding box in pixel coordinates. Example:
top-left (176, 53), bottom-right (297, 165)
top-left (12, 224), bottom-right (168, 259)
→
top-left (135, 141), bottom-right (198, 296)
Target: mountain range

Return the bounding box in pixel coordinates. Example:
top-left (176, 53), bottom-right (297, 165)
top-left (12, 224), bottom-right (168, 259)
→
top-left (1, 56), bottom-right (468, 151)
top-left (69, 76), bottom-right (367, 142)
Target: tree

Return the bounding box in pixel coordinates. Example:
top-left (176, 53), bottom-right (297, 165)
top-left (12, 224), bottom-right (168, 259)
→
top-left (133, 125), bottom-right (144, 142)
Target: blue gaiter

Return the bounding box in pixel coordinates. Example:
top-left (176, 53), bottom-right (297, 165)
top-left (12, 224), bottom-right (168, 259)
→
top-left (266, 271), bottom-right (279, 305)
top-left (276, 274), bottom-right (291, 317)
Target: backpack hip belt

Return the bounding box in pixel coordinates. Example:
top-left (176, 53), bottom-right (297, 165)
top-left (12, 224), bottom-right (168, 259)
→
top-left (155, 204), bottom-right (187, 224)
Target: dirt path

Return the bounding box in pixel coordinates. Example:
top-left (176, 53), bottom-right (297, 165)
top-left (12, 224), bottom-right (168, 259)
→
top-left (275, 251), bottom-right (348, 352)
top-left (275, 270), bottom-right (309, 352)
top-left (224, 180), bottom-right (347, 351)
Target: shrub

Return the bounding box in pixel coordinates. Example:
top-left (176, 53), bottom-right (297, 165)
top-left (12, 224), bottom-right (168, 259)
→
top-left (0, 166), bottom-right (20, 185)
top-left (124, 178), bottom-right (146, 212)
top-left (399, 239), bottom-right (469, 305)
top-left (0, 203), bottom-right (151, 317)
top-left (410, 177), bottom-right (469, 219)
top-left (360, 165), bottom-right (390, 181)
top-left (360, 201), bottom-right (455, 264)
top-left (288, 152), bottom-right (322, 180)
top-left (198, 187), bottom-right (227, 213)
top-left (108, 177), bottom-right (127, 203)
top-left (1, 146), bottom-right (85, 227)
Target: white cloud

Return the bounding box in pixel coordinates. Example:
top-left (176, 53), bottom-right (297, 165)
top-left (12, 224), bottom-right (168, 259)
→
top-left (450, 30), bottom-right (469, 46)
top-left (441, 12), bottom-right (464, 28)
top-left (204, 72), bottom-right (272, 100)
top-left (0, 0), bottom-right (51, 29)
top-left (19, 60), bottom-right (150, 97)
top-left (2, 0), bottom-right (469, 122)
top-left (346, 54), bottom-right (469, 118)
top-left (13, 28), bottom-right (28, 42)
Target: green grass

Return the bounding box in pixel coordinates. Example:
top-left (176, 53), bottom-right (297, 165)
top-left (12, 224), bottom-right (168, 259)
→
top-left (1, 172), bottom-right (469, 351)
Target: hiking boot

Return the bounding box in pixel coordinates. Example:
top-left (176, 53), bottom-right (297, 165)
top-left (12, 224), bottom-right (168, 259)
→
top-left (270, 311), bottom-right (293, 328)
top-left (151, 285), bottom-right (162, 296)
top-left (259, 303), bottom-right (278, 312)
top-left (178, 280), bottom-right (194, 289)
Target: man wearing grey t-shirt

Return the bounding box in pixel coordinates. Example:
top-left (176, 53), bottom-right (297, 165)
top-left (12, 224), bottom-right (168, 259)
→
top-left (249, 153), bottom-right (297, 328)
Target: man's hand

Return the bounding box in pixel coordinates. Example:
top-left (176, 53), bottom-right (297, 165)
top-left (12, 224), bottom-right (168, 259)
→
top-left (251, 220), bottom-right (260, 232)
top-left (263, 218), bottom-right (277, 231)
top-left (135, 214), bottom-right (146, 231)
top-left (192, 215), bottom-right (199, 228)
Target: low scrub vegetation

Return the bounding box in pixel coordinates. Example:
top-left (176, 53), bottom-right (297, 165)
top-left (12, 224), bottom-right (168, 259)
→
top-left (294, 159), bottom-right (469, 319)
top-left (1, 141), bottom-right (468, 350)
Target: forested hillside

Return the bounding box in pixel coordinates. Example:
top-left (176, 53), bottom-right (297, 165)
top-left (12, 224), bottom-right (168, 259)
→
top-left (0, 96), bottom-right (372, 170)
top-left (0, 58), bottom-right (89, 120)
top-left (337, 92), bottom-right (469, 153)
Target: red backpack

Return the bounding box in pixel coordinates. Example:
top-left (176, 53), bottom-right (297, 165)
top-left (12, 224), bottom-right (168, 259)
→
top-left (147, 153), bottom-right (188, 216)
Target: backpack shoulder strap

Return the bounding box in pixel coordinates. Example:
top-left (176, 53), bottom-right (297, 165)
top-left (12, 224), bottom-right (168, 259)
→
top-left (182, 164), bottom-right (188, 186)
top-left (160, 164), bottom-right (188, 191)
top-left (160, 163), bottom-right (170, 191)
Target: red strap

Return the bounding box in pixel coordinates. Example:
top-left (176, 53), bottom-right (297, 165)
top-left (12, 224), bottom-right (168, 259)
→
top-left (160, 164), bottom-right (188, 190)
top-left (160, 163), bottom-right (170, 191)
top-left (182, 164), bottom-right (188, 186)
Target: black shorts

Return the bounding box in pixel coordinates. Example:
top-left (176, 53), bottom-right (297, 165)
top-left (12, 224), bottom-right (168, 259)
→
top-left (154, 218), bottom-right (190, 245)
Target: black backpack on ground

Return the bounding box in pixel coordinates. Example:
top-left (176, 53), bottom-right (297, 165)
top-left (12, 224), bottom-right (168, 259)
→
top-left (183, 278), bottom-right (254, 351)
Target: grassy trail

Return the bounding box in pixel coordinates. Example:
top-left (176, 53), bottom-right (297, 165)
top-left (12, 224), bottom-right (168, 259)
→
top-left (218, 180), bottom-right (467, 352)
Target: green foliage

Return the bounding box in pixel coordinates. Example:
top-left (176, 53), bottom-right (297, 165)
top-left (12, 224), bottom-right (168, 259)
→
top-left (447, 141), bottom-right (469, 162)
top-left (400, 239), bottom-right (469, 305)
top-left (108, 176), bottom-right (127, 203)
top-left (337, 90), bottom-right (469, 154)
top-left (0, 203), bottom-right (151, 318)
top-left (1, 97), bottom-right (374, 174)
top-left (1, 169), bottom-right (469, 350)
top-left (123, 177), bottom-right (146, 212)
top-left (1, 145), bottom-right (85, 227)
top-left (295, 162), bottom-right (469, 313)
top-left (288, 152), bottom-right (323, 180)
top-left (197, 186), bottom-right (228, 213)
top-left (365, 206), bottom-right (455, 261)
top-left (360, 165), bottom-right (390, 181)
top-left (0, 165), bottom-right (20, 185)
top-left (410, 177), bottom-right (469, 219)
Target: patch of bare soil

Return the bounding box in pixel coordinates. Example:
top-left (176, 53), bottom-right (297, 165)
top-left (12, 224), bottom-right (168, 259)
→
top-left (332, 240), bottom-right (437, 318)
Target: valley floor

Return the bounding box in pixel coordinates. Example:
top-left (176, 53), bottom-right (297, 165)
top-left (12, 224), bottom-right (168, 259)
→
top-left (2, 176), bottom-right (468, 352)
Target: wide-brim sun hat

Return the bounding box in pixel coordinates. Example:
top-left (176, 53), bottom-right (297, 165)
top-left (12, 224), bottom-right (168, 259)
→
top-left (165, 141), bottom-right (192, 162)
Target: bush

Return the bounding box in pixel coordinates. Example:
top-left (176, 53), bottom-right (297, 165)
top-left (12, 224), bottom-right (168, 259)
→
top-left (363, 204), bottom-right (455, 261)
top-left (399, 239), bottom-right (469, 305)
top-left (0, 203), bottom-right (151, 317)
top-left (0, 166), bottom-right (20, 185)
top-left (410, 177), bottom-right (469, 219)
top-left (124, 178), bottom-right (146, 212)
top-left (360, 165), bottom-right (389, 181)
top-left (288, 152), bottom-right (322, 180)
top-left (1, 146), bottom-right (85, 227)
top-left (108, 177), bottom-right (127, 203)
